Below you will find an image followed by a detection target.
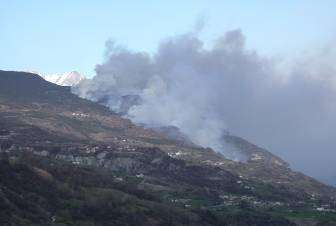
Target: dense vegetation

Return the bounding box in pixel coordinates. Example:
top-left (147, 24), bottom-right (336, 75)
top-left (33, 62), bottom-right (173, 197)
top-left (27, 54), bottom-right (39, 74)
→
top-left (0, 153), bottom-right (296, 226)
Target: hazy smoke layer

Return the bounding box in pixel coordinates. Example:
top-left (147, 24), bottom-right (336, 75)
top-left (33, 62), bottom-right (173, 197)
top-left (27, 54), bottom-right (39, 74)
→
top-left (74, 30), bottom-right (336, 184)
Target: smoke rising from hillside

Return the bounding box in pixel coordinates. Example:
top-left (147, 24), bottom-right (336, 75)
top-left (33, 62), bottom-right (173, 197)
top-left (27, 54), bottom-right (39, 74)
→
top-left (74, 30), bottom-right (336, 183)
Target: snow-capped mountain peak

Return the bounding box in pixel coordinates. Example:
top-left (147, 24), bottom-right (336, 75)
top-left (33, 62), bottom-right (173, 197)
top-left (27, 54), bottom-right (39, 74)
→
top-left (43, 71), bottom-right (85, 86)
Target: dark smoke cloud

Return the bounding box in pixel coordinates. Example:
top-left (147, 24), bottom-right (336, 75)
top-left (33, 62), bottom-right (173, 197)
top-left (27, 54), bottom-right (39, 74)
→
top-left (74, 30), bottom-right (336, 185)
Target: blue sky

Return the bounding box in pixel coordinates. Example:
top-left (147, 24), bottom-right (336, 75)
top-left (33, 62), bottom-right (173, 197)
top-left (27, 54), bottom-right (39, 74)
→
top-left (1, 0), bottom-right (336, 76)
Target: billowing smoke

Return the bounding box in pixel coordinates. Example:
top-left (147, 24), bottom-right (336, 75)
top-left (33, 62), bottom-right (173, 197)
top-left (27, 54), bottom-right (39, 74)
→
top-left (74, 30), bottom-right (336, 184)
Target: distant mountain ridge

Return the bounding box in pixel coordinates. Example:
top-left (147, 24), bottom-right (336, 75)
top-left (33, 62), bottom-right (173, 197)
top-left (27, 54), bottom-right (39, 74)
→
top-left (44, 71), bottom-right (85, 86)
top-left (25, 70), bottom-right (85, 86)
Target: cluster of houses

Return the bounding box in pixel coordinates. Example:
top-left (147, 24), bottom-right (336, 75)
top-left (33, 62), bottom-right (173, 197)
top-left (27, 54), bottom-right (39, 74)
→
top-left (71, 112), bottom-right (89, 118)
top-left (167, 151), bottom-right (184, 158)
top-left (219, 194), bottom-right (284, 208)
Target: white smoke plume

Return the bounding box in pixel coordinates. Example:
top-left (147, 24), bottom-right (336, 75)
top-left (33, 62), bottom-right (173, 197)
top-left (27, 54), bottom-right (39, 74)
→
top-left (74, 30), bottom-right (336, 184)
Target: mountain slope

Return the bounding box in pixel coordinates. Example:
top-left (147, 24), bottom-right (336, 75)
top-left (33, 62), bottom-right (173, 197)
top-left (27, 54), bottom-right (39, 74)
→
top-left (0, 70), bottom-right (335, 225)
